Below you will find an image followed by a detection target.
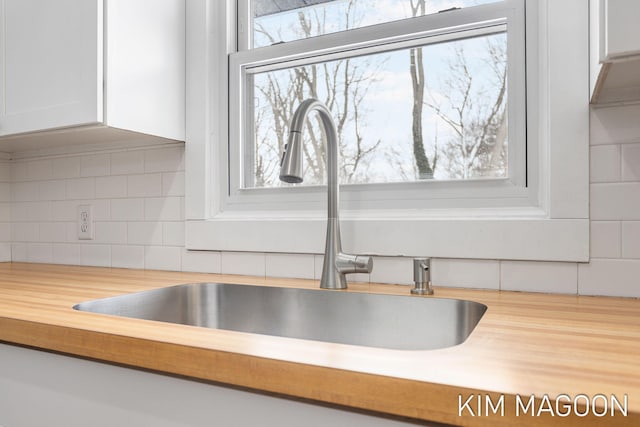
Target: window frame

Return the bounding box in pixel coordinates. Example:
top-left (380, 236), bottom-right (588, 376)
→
top-left (229, 1), bottom-right (527, 211)
top-left (184, 0), bottom-right (590, 262)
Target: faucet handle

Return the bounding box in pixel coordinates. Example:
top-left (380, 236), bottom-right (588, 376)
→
top-left (353, 255), bottom-right (373, 274)
top-left (336, 253), bottom-right (373, 274)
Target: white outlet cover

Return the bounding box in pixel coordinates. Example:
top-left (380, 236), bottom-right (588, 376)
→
top-left (77, 204), bottom-right (94, 240)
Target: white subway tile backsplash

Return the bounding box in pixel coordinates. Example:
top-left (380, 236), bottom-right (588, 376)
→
top-left (144, 147), bottom-right (184, 173)
top-left (621, 143), bottom-right (640, 182)
top-left (94, 222), bottom-right (127, 245)
top-left (0, 223), bottom-right (11, 242)
top-left (112, 245), bottom-right (145, 269)
top-left (32, 205), bottom-right (53, 226)
top-left (182, 250), bottom-right (221, 273)
top-left (265, 253), bottom-right (315, 280)
top-left (52, 201), bottom-right (77, 221)
top-left (52, 243), bottom-right (81, 265)
top-left (145, 246), bottom-right (181, 271)
top-left (110, 151), bottom-right (144, 175)
top-left (80, 154), bottom-right (110, 177)
top-left (10, 204), bottom-right (26, 223)
top-left (11, 163), bottom-right (27, 182)
top-left (0, 163), bottom-right (11, 182)
top-left (12, 182), bottom-right (40, 202)
top-left (80, 244), bottom-right (111, 267)
top-left (501, 261), bottom-right (577, 294)
top-left (590, 145), bottom-right (620, 183)
top-left (145, 197), bottom-right (182, 221)
top-left (369, 256), bottom-right (414, 285)
top-left (0, 203), bottom-right (10, 221)
top-left (128, 222), bottom-right (162, 245)
top-left (5, 136), bottom-right (638, 297)
top-left (431, 258), bottom-right (500, 290)
top-left (111, 198), bottom-right (144, 221)
top-left (591, 104), bottom-right (640, 145)
top-left (578, 259), bottom-right (640, 297)
top-left (96, 176), bottom-right (127, 199)
top-left (26, 160), bottom-right (53, 181)
top-left (83, 200), bottom-right (110, 221)
top-left (39, 180), bottom-right (66, 201)
top-left (128, 174), bottom-right (162, 197)
top-left (66, 177), bottom-right (95, 200)
top-left (161, 172), bottom-right (185, 196)
top-left (590, 221), bottom-right (621, 258)
top-left (0, 205), bottom-right (10, 223)
top-left (65, 222), bottom-right (78, 242)
top-left (39, 222), bottom-right (66, 243)
top-left (0, 242), bottom-right (10, 261)
top-left (221, 252), bottom-right (265, 277)
top-left (12, 223), bottom-right (39, 242)
top-left (0, 183), bottom-right (11, 202)
top-left (162, 222), bottom-right (184, 246)
top-left (591, 183), bottom-right (640, 220)
top-left (25, 202), bottom-right (53, 222)
top-left (27, 243), bottom-right (53, 263)
top-left (622, 221), bottom-right (640, 259)
top-left (11, 243), bottom-right (27, 262)
top-left (52, 157), bottom-right (81, 179)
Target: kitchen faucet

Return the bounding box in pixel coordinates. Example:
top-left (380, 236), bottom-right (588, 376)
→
top-left (279, 98), bottom-right (373, 289)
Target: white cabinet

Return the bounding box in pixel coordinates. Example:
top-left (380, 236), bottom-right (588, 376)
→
top-left (0, 0), bottom-right (184, 145)
top-left (597, 0), bottom-right (640, 61)
top-left (0, 343), bottom-right (428, 427)
top-left (591, 0), bottom-right (640, 104)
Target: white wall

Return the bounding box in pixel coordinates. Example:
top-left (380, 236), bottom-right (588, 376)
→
top-left (4, 103), bottom-right (640, 297)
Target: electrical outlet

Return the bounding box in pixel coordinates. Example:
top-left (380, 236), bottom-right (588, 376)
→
top-left (77, 204), bottom-right (94, 240)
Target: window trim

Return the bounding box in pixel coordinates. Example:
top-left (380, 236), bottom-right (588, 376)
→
top-left (184, 0), bottom-right (589, 262)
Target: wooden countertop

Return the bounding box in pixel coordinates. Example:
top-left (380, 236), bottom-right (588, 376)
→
top-left (0, 262), bottom-right (638, 426)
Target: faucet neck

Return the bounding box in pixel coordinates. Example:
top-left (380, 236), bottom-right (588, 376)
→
top-left (289, 99), bottom-right (339, 221)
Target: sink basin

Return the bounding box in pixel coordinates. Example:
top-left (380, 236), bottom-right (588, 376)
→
top-left (73, 283), bottom-right (486, 351)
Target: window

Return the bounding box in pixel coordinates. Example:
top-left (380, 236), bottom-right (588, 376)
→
top-left (241, 0), bottom-right (514, 189)
top-left (185, 0), bottom-right (589, 262)
top-left (228, 0), bottom-right (526, 214)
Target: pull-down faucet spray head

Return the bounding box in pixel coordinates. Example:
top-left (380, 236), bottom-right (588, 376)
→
top-left (279, 130), bottom-right (304, 184)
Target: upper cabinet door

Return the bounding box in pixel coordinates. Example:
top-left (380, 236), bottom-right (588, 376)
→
top-left (600, 0), bottom-right (640, 61)
top-left (0, 0), bottom-right (184, 143)
top-left (591, 0), bottom-right (640, 104)
top-left (0, 0), bottom-right (102, 136)
top-left (105, 0), bottom-right (185, 141)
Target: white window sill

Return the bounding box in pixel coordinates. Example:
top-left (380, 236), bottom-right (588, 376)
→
top-left (186, 216), bottom-right (588, 262)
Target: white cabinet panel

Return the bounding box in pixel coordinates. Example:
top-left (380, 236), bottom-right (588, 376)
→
top-left (106, 0), bottom-right (185, 141)
top-left (0, 343), bottom-right (429, 427)
top-left (591, 0), bottom-right (640, 104)
top-left (0, 0), bottom-right (184, 146)
top-left (0, 0), bottom-right (101, 136)
top-left (601, 0), bottom-right (640, 61)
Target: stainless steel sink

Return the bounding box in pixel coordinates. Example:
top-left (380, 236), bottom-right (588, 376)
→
top-left (73, 283), bottom-right (486, 351)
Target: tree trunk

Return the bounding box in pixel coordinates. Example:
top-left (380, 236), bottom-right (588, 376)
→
top-left (409, 0), bottom-right (433, 179)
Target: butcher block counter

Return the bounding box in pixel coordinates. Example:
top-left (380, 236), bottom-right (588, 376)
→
top-left (0, 262), bottom-right (638, 426)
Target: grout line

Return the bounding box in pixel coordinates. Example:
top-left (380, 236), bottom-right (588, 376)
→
top-left (617, 144), bottom-right (623, 182)
top-left (620, 221), bottom-right (623, 259)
